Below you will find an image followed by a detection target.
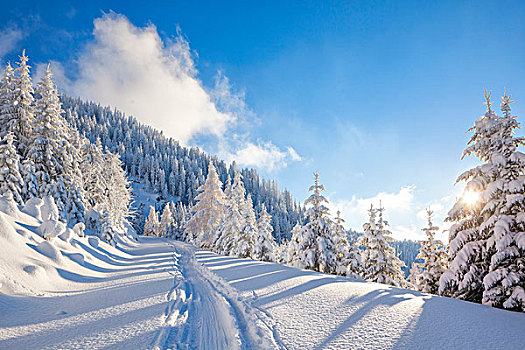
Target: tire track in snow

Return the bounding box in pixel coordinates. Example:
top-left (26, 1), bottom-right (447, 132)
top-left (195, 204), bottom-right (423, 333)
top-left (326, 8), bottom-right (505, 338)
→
top-left (152, 242), bottom-right (280, 350)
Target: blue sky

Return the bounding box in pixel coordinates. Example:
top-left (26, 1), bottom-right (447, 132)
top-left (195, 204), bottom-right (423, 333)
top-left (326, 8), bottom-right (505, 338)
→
top-left (1, 0), bottom-right (524, 239)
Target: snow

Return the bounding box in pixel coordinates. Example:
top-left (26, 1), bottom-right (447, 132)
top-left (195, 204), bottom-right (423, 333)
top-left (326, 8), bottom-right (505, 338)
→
top-left (198, 251), bottom-right (525, 350)
top-left (22, 197), bottom-right (43, 220)
top-left (1, 203), bottom-right (524, 349)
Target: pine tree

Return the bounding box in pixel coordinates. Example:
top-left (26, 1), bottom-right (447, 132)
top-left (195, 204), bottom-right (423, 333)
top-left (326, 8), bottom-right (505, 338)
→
top-left (172, 201), bottom-right (189, 240)
top-left (214, 169), bottom-right (245, 255)
top-left (0, 63), bottom-right (15, 138)
top-left (0, 132), bottom-right (24, 204)
top-left (28, 64), bottom-right (71, 213)
top-left (100, 152), bottom-right (132, 229)
top-left (80, 139), bottom-right (107, 210)
top-left (159, 202), bottom-right (174, 238)
top-left (184, 163), bottom-right (225, 247)
top-left (252, 204), bottom-right (276, 262)
top-left (10, 51), bottom-right (35, 157)
top-left (237, 193), bottom-right (257, 258)
top-left (143, 206), bottom-right (159, 236)
top-left (410, 209), bottom-right (447, 294)
top-left (287, 173), bottom-right (337, 273)
top-left (333, 210), bottom-right (362, 278)
top-left (358, 203), bottom-right (406, 287)
top-left (441, 89), bottom-right (525, 311)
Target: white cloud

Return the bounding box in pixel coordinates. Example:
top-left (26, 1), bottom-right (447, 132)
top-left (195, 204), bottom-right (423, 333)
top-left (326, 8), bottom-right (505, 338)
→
top-left (287, 147), bottom-right (303, 162)
top-left (62, 13), bottom-right (300, 172)
top-left (0, 26), bottom-right (24, 60)
top-left (71, 13), bottom-right (230, 144)
top-left (221, 142), bottom-right (302, 172)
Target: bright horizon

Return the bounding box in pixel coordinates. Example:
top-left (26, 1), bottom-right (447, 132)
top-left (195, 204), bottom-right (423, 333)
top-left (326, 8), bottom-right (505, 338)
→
top-left (1, 0), bottom-right (524, 241)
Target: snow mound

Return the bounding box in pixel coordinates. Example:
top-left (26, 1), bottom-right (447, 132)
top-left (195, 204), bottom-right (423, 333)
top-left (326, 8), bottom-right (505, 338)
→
top-left (0, 212), bottom-right (18, 241)
top-left (0, 196), bottom-right (21, 218)
top-left (73, 222), bottom-right (85, 237)
top-left (23, 264), bottom-right (46, 277)
top-left (22, 197), bottom-right (44, 221)
top-left (41, 196), bottom-right (59, 221)
top-left (58, 228), bottom-right (75, 243)
top-left (38, 220), bottom-right (66, 240)
top-left (35, 241), bottom-right (64, 263)
top-left (67, 253), bottom-right (85, 266)
top-left (88, 236), bottom-right (99, 248)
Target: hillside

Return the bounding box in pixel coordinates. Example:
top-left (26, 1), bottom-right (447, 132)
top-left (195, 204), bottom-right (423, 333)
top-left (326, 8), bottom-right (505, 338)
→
top-left (60, 96), bottom-right (304, 242)
top-left (1, 198), bottom-right (523, 350)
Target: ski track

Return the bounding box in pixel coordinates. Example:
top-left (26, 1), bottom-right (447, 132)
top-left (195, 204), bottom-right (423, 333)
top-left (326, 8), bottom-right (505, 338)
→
top-left (152, 242), bottom-right (278, 350)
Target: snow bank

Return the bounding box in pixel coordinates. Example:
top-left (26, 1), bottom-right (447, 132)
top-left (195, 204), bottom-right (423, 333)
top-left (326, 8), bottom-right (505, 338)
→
top-left (0, 196), bottom-right (21, 218)
top-left (22, 198), bottom-right (44, 221)
top-left (40, 196), bottom-right (59, 221)
top-left (0, 212), bottom-right (18, 242)
top-left (35, 241), bottom-right (64, 264)
top-left (38, 220), bottom-right (66, 240)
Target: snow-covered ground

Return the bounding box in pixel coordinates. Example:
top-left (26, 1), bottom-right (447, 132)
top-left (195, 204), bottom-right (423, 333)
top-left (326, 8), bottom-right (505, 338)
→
top-left (1, 201), bottom-right (524, 349)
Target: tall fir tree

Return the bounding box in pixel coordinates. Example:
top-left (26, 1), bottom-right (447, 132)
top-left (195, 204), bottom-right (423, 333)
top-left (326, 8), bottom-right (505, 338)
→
top-left (144, 206), bottom-right (159, 236)
top-left (10, 51), bottom-right (35, 158)
top-left (80, 138), bottom-right (107, 211)
top-left (28, 64), bottom-right (72, 216)
top-left (287, 173), bottom-right (337, 273)
top-left (441, 89), bottom-right (525, 311)
top-left (184, 163), bottom-right (225, 248)
top-left (159, 202), bottom-right (174, 238)
top-left (358, 203), bottom-right (406, 287)
top-left (0, 62), bottom-right (15, 138)
top-left (101, 152), bottom-right (132, 229)
top-left (252, 203), bottom-right (276, 262)
top-left (333, 210), bottom-right (362, 278)
top-left (410, 209), bottom-right (447, 294)
top-left (214, 168), bottom-right (246, 255)
top-left (237, 193), bottom-right (257, 258)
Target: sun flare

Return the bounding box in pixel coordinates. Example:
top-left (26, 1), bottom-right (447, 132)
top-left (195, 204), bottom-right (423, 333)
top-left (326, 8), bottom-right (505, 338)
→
top-left (462, 190), bottom-right (480, 206)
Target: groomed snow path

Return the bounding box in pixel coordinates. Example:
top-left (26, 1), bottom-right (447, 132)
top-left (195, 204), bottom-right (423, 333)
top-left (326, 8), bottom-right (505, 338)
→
top-left (0, 238), bottom-right (278, 350)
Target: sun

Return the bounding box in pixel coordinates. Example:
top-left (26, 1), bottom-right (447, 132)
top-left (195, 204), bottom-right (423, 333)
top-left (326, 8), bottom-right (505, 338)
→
top-left (462, 190), bottom-right (480, 206)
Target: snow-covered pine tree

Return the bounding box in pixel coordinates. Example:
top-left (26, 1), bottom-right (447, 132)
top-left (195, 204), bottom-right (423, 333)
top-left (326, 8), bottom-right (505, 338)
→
top-left (0, 132), bottom-right (24, 204)
top-left (358, 203), bottom-right (406, 287)
top-left (252, 203), bottom-right (276, 262)
top-left (159, 202), bottom-right (174, 238)
top-left (214, 169), bottom-right (245, 255)
top-left (288, 172), bottom-right (337, 273)
top-left (484, 90), bottom-right (525, 311)
top-left (100, 213), bottom-right (117, 245)
top-left (101, 151), bottom-right (132, 229)
top-left (441, 89), bottom-right (525, 311)
top-left (237, 193), bottom-right (257, 258)
top-left (143, 206), bottom-right (159, 236)
top-left (184, 163), bottom-right (225, 248)
top-left (0, 62), bottom-right (15, 138)
top-left (10, 51), bottom-right (35, 158)
top-left (410, 209), bottom-right (447, 294)
top-left (333, 210), bottom-right (362, 278)
top-left (28, 64), bottom-right (72, 216)
top-left (172, 201), bottom-right (189, 240)
top-left (80, 138), bottom-right (107, 211)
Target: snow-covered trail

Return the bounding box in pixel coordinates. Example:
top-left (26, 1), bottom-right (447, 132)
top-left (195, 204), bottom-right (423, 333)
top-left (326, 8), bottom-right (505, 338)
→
top-left (153, 242), bottom-right (278, 350)
top-left (0, 237), bottom-right (276, 349)
top-left (196, 250), bottom-right (525, 350)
